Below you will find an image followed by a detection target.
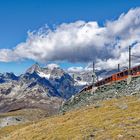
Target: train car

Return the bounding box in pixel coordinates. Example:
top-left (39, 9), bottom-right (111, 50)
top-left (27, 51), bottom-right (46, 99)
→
top-left (96, 64), bottom-right (140, 87)
top-left (79, 84), bottom-right (93, 93)
top-left (131, 65), bottom-right (140, 77)
top-left (80, 64), bottom-right (140, 93)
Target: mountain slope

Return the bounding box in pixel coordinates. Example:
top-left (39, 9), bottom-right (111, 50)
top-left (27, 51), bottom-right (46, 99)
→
top-left (63, 77), bottom-right (140, 112)
top-left (0, 71), bottom-right (62, 113)
top-left (1, 96), bottom-right (140, 140)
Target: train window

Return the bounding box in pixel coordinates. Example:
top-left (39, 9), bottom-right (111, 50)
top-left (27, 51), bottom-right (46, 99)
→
top-left (117, 73), bottom-right (121, 78)
top-left (131, 68), bottom-right (137, 75)
top-left (124, 71), bottom-right (128, 75)
top-left (133, 68), bottom-right (137, 72)
top-left (109, 77), bottom-right (111, 81)
top-left (120, 72), bottom-right (124, 77)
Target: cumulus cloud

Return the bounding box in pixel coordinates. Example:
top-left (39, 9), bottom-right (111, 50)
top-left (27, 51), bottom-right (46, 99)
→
top-left (1, 8), bottom-right (140, 71)
top-left (67, 66), bottom-right (85, 73)
top-left (46, 63), bottom-right (60, 69)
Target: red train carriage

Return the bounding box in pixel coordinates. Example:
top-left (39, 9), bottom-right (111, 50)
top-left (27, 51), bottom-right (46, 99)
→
top-left (95, 64), bottom-right (140, 87)
top-left (80, 64), bottom-right (140, 93)
top-left (79, 85), bottom-right (93, 93)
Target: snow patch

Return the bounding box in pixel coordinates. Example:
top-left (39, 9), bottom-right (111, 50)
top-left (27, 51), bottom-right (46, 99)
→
top-left (37, 71), bottom-right (50, 79)
top-left (75, 80), bottom-right (88, 86)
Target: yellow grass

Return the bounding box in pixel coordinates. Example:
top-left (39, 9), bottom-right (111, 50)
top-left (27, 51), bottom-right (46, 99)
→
top-left (0, 108), bottom-right (48, 139)
top-left (1, 96), bottom-right (140, 140)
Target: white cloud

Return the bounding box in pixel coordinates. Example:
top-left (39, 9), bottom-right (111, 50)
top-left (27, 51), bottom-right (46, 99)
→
top-left (0, 20), bottom-right (109, 63)
top-left (67, 66), bottom-right (84, 73)
top-left (0, 49), bottom-right (20, 62)
top-left (1, 8), bottom-right (140, 71)
top-left (46, 63), bottom-right (60, 69)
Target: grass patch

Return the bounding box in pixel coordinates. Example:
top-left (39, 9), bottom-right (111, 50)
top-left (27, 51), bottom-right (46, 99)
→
top-left (1, 96), bottom-right (140, 140)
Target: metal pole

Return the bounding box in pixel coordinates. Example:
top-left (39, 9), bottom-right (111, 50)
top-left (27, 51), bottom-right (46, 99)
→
top-left (118, 64), bottom-right (120, 72)
top-left (97, 75), bottom-right (99, 82)
top-left (73, 74), bottom-right (75, 86)
top-left (92, 62), bottom-right (95, 86)
top-left (129, 45), bottom-right (131, 75)
top-left (91, 62), bottom-right (95, 94)
top-left (117, 46), bottom-right (121, 72)
top-left (127, 45), bottom-right (132, 84)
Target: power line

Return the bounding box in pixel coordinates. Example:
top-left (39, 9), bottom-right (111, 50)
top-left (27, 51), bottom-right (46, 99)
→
top-left (131, 54), bottom-right (140, 59)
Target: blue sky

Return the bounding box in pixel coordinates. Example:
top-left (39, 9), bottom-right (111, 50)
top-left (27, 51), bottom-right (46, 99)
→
top-left (0, 0), bottom-right (140, 74)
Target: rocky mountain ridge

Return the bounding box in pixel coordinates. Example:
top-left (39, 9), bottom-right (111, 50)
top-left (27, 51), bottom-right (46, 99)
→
top-left (0, 63), bottom-right (86, 113)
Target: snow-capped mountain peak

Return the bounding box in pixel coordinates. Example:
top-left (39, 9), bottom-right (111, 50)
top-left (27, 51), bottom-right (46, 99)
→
top-left (26, 63), bottom-right (41, 74)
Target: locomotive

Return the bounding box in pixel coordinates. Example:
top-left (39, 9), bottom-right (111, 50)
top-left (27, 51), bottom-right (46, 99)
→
top-left (80, 64), bottom-right (140, 93)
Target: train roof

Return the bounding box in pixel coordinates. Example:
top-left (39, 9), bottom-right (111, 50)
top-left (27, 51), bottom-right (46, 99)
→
top-left (96, 64), bottom-right (140, 83)
top-left (113, 64), bottom-right (140, 75)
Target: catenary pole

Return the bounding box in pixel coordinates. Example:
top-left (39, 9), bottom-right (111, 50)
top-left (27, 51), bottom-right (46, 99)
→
top-left (129, 45), bottom-right (131, 75)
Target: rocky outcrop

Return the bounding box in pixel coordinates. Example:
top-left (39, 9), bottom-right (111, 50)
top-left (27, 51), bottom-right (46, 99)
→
top-left (62, 76), bottom-right (140, 112)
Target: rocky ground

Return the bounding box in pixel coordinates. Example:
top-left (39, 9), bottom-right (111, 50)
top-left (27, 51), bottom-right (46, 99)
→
top-left (0, 108), bottom-right (48, 129)
top-left (0, 116), bottom-right (27, 128)
top-left (62, 76), bottom-right (140, 112)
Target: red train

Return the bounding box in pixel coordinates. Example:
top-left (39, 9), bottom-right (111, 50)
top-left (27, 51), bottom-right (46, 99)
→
top-left (79, 64), bottom-right (140, 93)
